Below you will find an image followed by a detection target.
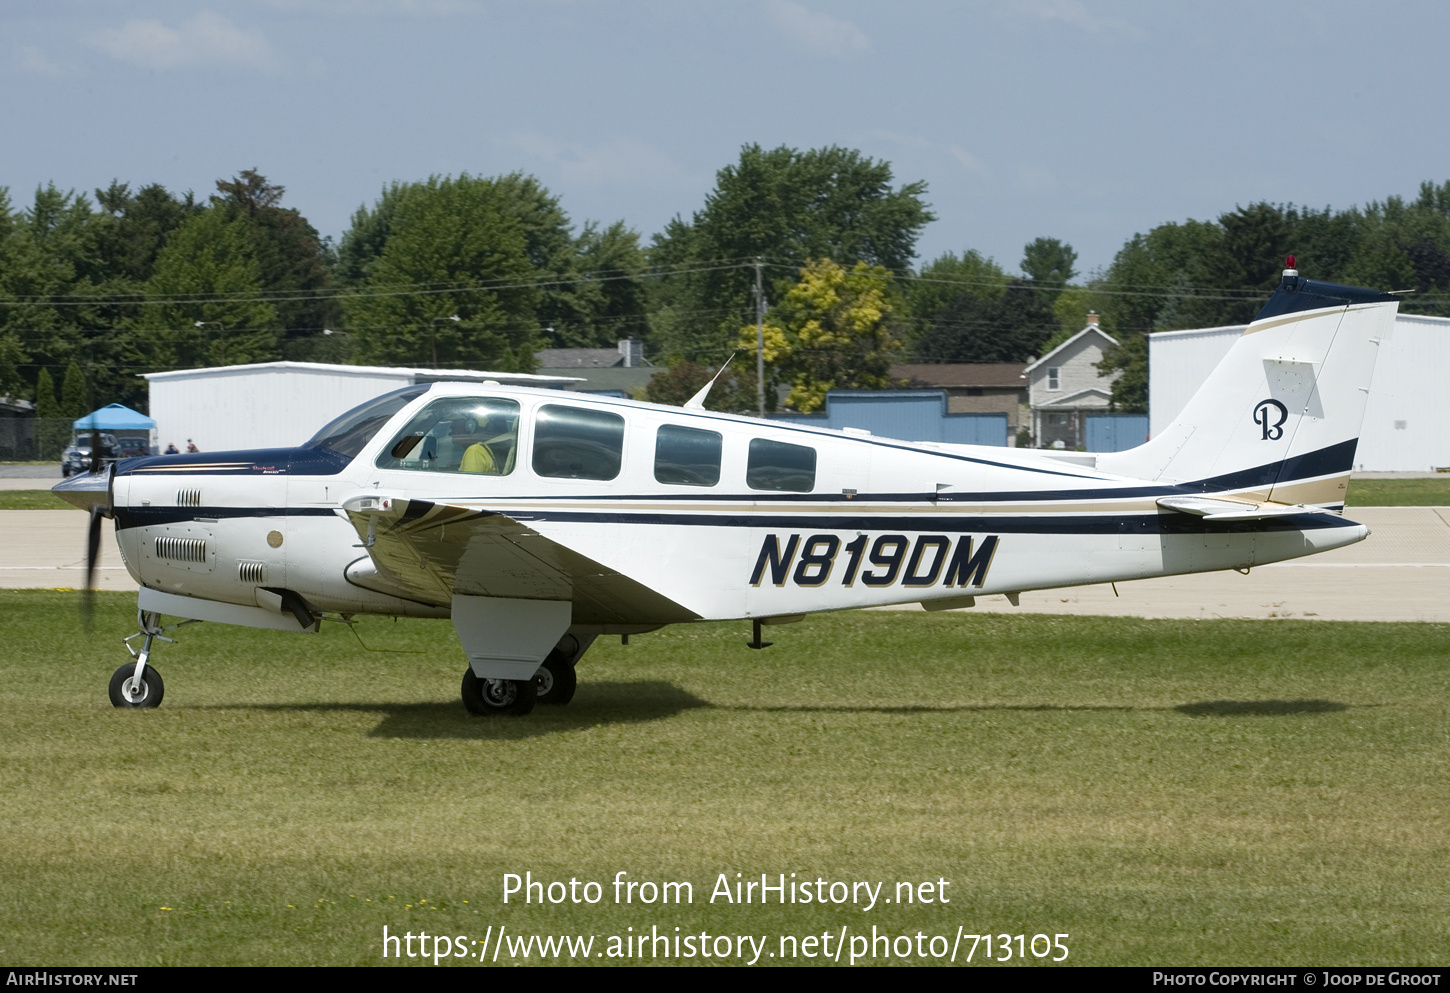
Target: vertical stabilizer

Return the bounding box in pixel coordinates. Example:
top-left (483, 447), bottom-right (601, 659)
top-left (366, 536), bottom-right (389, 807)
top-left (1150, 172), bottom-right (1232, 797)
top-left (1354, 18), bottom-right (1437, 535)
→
top-left (1096, 266), bottom-right (1399, 507)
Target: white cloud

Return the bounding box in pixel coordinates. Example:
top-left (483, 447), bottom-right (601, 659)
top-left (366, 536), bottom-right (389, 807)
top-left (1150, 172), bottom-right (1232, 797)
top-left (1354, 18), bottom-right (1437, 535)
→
top-left (855, 131), bottom-right (993, 180)
top-left (14, 45), bottom-right (69, 77)
top-left (1005, 0), bottom-right (1144, 41)
top-left (504, 134), bottom-right (692, 190)
top-left (948, 144), bottom-right (992, 178)
top-left (766, 0), bottom-right (870, 59)
top-left (84, 11), bottom-right (280, 72)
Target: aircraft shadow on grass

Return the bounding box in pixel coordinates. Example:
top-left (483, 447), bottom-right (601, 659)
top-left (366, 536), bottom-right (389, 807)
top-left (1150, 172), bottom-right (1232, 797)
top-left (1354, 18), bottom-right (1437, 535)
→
top-left (199, 691), bottom-right (1357, 737)
top-left (1174, 699), bottom-right (1351, 717)
top-left (201, 680), bottom-right (708, 740)
top-left (726, 699), bottom-right (1358, 718)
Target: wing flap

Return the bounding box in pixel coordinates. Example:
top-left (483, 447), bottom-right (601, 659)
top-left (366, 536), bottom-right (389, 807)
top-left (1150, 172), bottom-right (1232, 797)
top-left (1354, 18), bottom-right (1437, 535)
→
top-left (343, 495), bottom-right (698, 624)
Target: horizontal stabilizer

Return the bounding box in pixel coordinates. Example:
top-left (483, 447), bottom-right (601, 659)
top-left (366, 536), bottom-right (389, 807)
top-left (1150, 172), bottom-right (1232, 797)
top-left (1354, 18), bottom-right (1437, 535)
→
top-left (1156, 494), bottom-right (1314, 521)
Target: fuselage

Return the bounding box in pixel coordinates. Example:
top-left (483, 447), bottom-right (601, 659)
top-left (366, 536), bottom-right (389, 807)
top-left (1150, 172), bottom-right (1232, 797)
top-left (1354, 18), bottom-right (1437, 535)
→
top-left (97, 382), bottom-right (1367, 627)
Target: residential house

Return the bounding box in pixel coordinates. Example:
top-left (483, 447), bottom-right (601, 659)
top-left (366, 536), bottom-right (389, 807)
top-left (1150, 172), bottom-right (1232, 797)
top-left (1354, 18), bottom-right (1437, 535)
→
top-left (1023, 314), bottom-right (1121, 449)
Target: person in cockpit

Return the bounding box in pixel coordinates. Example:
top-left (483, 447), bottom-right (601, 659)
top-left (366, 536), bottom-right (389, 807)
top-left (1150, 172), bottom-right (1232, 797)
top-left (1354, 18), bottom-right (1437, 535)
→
top-left (451, 417), bottom-right (496, 474)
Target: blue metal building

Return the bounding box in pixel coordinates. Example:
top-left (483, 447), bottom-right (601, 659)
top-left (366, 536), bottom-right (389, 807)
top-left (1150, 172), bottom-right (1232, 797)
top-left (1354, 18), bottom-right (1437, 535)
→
top-left (768, 390), bottom-right (1008, 446)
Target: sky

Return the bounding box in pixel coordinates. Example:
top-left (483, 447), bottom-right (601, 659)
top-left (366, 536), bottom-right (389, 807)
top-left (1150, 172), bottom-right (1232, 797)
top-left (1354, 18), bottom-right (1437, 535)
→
top-left (4, 0), bottom-right (1449, 279)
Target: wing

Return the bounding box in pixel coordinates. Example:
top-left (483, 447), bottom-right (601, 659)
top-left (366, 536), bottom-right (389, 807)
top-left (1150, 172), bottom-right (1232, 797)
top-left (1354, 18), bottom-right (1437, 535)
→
top-left (342, 495), bottom-right (698, 625)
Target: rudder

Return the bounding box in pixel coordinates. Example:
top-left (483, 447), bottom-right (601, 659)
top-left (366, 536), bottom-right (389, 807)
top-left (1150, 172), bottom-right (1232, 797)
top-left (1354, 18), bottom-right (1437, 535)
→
top-left (1096, 265), bottom-right (1399, 507)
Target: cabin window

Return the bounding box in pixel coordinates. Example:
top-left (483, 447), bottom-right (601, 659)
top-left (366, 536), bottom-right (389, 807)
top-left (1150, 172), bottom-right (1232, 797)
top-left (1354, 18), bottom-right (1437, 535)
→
top-left (654, 424), bottom-right (722, 486)
top-left (375, 397), bottom-right (521, 475)
top-left (747, 438), bottom-right (816, 492)
top-left (533, 404), bottom-right (625, 480)
top-left (1047, 367), bottom-right (1060, 391)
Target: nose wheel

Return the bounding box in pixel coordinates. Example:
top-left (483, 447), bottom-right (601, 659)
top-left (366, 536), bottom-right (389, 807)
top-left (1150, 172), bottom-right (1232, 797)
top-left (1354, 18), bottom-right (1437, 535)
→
top-left (109, 663), bottom-right (164, 708)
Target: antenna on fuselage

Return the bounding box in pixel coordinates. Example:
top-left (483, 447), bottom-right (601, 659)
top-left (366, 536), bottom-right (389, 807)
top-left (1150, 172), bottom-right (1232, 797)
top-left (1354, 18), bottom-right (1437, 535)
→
top-left (683, 352), bottom-right (737, 410)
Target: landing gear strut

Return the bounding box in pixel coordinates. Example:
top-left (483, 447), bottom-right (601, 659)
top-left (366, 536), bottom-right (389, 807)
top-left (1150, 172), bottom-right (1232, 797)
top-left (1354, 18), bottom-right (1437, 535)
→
top-left (110, 610), bottom-right (197, 709)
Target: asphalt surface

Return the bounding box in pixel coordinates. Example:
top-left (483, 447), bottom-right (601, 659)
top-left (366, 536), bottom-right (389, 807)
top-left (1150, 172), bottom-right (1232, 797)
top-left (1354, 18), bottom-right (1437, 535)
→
top-left (2, 502), bottom-right (1447, 623)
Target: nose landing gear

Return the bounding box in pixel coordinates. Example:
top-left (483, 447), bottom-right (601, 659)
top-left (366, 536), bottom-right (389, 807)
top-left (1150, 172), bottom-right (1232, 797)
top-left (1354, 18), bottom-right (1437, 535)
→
top-left (110, 610), bottom-right (199, 709)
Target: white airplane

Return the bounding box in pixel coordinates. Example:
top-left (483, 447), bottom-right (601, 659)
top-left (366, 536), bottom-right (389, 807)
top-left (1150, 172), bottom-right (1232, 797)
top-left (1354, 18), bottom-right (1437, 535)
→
top-left (56, 262), bottom-right (1399, 715)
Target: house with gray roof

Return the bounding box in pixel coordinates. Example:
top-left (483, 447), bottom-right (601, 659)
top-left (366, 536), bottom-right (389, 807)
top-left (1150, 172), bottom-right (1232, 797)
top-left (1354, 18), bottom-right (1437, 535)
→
top-left (1022, 313), bottom-right (1121, 449)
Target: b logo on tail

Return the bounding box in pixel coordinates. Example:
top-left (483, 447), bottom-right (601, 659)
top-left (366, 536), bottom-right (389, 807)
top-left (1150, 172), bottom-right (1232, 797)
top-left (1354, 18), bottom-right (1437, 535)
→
top-left (1253, 399), bottom-right (1288, 440)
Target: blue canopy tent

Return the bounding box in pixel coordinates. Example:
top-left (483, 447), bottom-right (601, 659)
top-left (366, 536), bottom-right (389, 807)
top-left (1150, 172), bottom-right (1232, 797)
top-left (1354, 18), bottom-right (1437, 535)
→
top-left (73, 404), bottom-right (155, 432)
top-left (73, 404), bottom-right (157, 454)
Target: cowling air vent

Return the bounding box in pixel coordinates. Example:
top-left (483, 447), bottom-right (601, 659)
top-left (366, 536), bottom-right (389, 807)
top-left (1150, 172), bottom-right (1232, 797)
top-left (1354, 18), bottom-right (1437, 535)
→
top-left (238, 560), bottom-right (266, 584)
top-left (155, 535), bottom-right (207, 564)
top-left (177, 488), bottom-right (202, 507)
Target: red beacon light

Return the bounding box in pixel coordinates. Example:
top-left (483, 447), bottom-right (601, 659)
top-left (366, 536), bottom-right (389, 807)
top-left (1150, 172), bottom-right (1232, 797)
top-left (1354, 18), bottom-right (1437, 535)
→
top-left (1284, 254), bottom-right (1298, 279)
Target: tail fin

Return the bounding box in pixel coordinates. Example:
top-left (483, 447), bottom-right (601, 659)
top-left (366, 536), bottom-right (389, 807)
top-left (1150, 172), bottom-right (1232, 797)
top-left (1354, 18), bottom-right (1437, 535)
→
top-left (1097, 266), bottom-right (1399, 508)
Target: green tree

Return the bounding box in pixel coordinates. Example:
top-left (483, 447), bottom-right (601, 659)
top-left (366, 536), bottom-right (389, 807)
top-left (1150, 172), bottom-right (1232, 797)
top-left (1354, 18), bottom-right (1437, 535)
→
top-left (212, 170), bottom-right (339, 361)
top-left (89, 181), bottom-right (204, 405)
top-left (1021, 237), bottom-right (1078, 287)
top-left (33, 367), bottom-right (65, 459)
top-left (636, 358), bottom-right (756, 413)
top-left (0, 185), bottom-right (97, 388)
top-left (739, 258), bottom-right (904, 413)
top-left (340, 175), bottom-right (542, 371)
top-left (339, 173), bottom-right (647, 362)
top-left (60, 359), bottom-right (88, 419)
top-left (905, 248), bottom-right (1057, 363)
top-left (143, 206), bottom-right (282, 368)
top-left (651, 145), bottom-right (933, 361)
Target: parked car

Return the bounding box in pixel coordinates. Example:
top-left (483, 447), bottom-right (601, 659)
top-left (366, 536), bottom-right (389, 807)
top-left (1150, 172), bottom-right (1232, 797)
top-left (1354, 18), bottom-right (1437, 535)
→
top-left (60, 433), bottom-right (119, 477)
top-left (114, 436), bottom-right (154, 457)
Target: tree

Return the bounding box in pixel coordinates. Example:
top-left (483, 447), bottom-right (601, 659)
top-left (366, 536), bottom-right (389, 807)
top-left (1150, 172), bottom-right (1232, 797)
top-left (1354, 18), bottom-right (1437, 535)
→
top-left (650, 145), bottom-right (933, 362)
top-left (60, 359), bottom-right (88, 419)
top-left (0, 185), bottom-right (96, 386)
top-left (33, 367), bottom-right (65, 459)
top-left (739, 258), bottom-right (904, 413)
top-left (143, 207), bottom-right (282, 368)
top-left (212, 170), bottom-right (338, 360)
top-left (1021, 237), bottom-right (1077, 287)
top-left (340, 175), bottom-right (542, 371)
top-left (339, 173), bottom-right (647, 362)
top-left (636, 358), bottom-right (755, 414)
top-left (905, 249), bottom-right (1057, 363)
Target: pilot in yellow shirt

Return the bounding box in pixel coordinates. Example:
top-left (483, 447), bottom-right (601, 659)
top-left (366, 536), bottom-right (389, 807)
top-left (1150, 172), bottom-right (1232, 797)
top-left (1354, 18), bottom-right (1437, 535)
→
top-left (460, 442), bottom-right (496, 474)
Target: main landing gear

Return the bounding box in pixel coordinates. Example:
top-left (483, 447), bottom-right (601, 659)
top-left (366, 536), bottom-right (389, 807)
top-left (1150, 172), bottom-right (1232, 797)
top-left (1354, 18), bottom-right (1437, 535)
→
top-left (460, 669), bottom-right (537, 716)
top-left (459, 634), bottom-right (591, 716)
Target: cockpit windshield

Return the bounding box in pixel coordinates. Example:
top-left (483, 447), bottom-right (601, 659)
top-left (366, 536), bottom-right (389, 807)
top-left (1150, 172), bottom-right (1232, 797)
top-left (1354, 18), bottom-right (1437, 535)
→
top-left (304, 385), bottom-right (429, 459)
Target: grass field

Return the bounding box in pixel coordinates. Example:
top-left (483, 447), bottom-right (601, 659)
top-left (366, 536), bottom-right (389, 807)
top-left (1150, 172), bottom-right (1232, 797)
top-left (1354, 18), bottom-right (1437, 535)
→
top-left (7, 476), bottom-right (1450, 510)
top-left (1, 590), bottom-right (1446, 967)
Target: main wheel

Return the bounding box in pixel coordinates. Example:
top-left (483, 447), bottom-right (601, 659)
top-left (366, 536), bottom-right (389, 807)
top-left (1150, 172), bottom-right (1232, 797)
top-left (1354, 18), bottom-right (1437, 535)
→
top-left (533, 652), bottom-right (577, 705)
top-left (109, 663), bottom-right (164, 708)
top-left (461, 668), bottom-right (536, 716)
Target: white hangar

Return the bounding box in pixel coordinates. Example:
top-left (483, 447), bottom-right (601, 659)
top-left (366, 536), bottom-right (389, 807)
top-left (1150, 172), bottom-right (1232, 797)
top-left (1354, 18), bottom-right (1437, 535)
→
top-left (1149, 314), bottom-right (1450, 472)
top-left (142, 361), bottom-right (580, 454)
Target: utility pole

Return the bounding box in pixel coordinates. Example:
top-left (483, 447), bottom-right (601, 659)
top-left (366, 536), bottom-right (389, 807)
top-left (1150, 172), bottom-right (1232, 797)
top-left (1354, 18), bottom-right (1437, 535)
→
top-left (754, 258), bottom-right (766, 418)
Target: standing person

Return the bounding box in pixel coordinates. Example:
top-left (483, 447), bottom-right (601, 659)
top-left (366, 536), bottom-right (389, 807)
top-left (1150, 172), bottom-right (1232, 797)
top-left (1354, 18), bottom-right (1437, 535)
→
top-left (164, 442), bottom-right (179, 454)
top-left (186, 439), bottom-right (199, 453)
